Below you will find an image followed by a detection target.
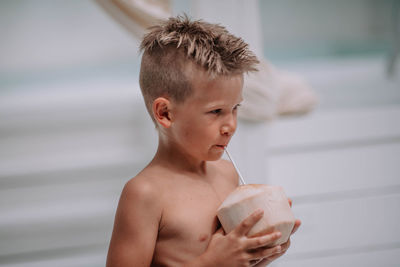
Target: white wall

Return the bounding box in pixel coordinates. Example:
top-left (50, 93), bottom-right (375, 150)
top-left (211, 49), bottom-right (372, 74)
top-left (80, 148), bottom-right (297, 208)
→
top-left (266, 57), bottom-right (400, 266)
top-left (1, 1), bottom-right (149, 266)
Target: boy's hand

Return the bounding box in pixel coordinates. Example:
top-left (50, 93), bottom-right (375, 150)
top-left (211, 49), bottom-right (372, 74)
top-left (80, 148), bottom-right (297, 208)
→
top-left (250, 218), bottom-right (301, 267)
top-left (251, 197), bottom-right (301, 267)
top-left (201, 209), bottom-right (283, 267)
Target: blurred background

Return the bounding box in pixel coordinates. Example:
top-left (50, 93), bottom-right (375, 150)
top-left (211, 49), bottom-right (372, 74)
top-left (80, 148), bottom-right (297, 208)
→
top-left (0, 0), bottom-right (399, 266)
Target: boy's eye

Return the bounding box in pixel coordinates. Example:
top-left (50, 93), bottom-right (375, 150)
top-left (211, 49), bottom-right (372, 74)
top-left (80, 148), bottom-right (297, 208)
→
top-left (210, 109), bottom-right (222, 114)
top-left (233, 104), bottom-right (241, 110)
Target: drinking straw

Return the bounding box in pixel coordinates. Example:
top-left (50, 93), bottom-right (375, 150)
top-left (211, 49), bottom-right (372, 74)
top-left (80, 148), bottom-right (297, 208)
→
top-left (224, 147), bottom-right (246, 185)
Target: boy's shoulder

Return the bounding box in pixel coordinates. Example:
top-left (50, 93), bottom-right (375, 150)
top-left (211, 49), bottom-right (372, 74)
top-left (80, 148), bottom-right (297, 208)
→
top-left (121, 159), bottom-right (238, 204)
top-left (122, 167), bottom-right (164, 202)
top-left (120, 172), bottom-right (161, 214)
top-left (126, 159), bottom-right (238, 187)
top-left (120, 164), bottom-right (178, 206)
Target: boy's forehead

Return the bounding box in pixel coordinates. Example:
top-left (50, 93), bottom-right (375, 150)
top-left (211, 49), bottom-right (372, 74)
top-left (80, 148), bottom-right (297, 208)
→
top-left (189, 73), bottom-right (244, 104)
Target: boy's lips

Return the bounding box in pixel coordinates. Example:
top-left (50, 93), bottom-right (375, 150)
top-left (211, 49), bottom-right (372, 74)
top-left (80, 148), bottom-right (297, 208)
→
top-left (215, 144), bottom-right (227, 149)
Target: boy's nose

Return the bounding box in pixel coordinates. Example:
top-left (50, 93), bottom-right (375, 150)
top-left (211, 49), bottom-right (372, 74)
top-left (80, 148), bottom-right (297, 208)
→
top-left (220, 119), bottom-right (236, 136)
top-left (220, 126), bottom-right (231, 136)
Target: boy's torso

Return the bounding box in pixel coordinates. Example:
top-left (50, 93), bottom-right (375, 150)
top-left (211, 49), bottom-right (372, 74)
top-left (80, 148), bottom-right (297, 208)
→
top-left (139, 160), bottom-right (237, 266)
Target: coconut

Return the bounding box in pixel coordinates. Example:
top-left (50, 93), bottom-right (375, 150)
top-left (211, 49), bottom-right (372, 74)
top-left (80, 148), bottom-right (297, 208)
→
top-left (217, 184), bottom-right (295, 246)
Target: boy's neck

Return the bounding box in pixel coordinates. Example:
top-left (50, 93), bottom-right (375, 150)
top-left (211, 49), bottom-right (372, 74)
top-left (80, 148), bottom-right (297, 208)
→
top-left (151, 136), bottom-right (208, 176)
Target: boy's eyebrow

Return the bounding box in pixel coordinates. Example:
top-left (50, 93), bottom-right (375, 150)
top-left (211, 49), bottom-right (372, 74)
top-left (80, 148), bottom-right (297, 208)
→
top-left (204, 102), bottom-right (224, 109)
top-left (205, 99), bottom-right (243, 109)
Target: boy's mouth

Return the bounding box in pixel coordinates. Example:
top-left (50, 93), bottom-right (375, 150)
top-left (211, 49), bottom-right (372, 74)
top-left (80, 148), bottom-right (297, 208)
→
top-left (216, 144), bottom-right (227, 149)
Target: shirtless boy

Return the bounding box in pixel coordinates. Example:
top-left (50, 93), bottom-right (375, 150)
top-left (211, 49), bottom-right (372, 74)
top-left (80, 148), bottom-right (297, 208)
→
top-left (106, 15), bottom-right (301, 267)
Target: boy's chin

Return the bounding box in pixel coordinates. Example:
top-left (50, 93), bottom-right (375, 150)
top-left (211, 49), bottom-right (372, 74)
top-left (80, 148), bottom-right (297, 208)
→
top-left (207, 151), bottom-right (224, 161)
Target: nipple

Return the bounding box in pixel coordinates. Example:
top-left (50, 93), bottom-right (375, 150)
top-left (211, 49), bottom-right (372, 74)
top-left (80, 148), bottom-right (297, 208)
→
top-left (198, 233), bottom-right (208, 242)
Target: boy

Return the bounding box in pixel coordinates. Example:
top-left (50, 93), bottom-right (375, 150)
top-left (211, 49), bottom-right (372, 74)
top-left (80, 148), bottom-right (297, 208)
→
top-left (106, 15), bottom-right (300, 267)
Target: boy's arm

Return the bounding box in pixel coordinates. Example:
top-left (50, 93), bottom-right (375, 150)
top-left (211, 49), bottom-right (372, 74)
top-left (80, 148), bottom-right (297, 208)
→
top-left (106, 179), bottom-right (161, 267)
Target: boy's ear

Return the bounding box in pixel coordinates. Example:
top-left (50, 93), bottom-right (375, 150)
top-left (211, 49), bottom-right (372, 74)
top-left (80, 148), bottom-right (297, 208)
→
top-left (153, 97), bottom-right (173, 128)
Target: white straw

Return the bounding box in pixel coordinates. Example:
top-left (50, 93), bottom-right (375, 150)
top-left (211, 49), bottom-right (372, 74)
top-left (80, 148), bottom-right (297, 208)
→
top-left (224, 147), bottom-right (246, 185)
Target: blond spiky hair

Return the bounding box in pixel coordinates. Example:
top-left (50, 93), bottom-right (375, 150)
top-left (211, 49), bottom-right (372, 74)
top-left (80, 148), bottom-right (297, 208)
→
top-left (139, 15), bottom-right (259, 123)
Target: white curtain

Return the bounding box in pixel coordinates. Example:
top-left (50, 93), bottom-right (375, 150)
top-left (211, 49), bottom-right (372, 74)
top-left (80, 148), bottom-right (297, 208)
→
top-left (95, 0), bottom-right (172, 39)
top-left (95, 0), bottom-right (317, 122)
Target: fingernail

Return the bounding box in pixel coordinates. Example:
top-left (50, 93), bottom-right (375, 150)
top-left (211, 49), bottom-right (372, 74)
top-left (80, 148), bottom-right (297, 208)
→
top-left (276, 246), bottom-right (282, 252)
top-left (276, 232), bottom-right (282, 237)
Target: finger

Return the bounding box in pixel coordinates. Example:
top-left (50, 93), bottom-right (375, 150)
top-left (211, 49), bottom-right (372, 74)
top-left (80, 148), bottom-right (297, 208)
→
top-left (252, 246), bottom-right (287, 265)
top-left (250, 258), bottom-right (268, 267)
top-left (246, 231), bottom-right (281, 249)
top-left (234, 209), bottom-right (264, 236)
top-left (291, 219), bottom-right (301, 235)
top-left (252, 246), bottom-right (286, 265)
top-left (249, 259), bottom-right (263, 267)
top-left (279, 238), bottom-right (291, 252)
top-left (265, 250), bottom-right (285, 261)
top-left (248, 245), bottom-right (282, 261)
top-left (288, 198), bottom-right (292, 207)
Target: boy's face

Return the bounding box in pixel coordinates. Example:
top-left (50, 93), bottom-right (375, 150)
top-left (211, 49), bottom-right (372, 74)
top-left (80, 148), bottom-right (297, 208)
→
top-left (169, 71), bottom-right (243, 161)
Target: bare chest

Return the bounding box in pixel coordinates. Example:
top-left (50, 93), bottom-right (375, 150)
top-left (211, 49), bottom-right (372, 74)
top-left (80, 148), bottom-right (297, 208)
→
top-left (161, 185), bottom-right (223, 243)
top-left (152, 183), bottom-right (228, 264)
